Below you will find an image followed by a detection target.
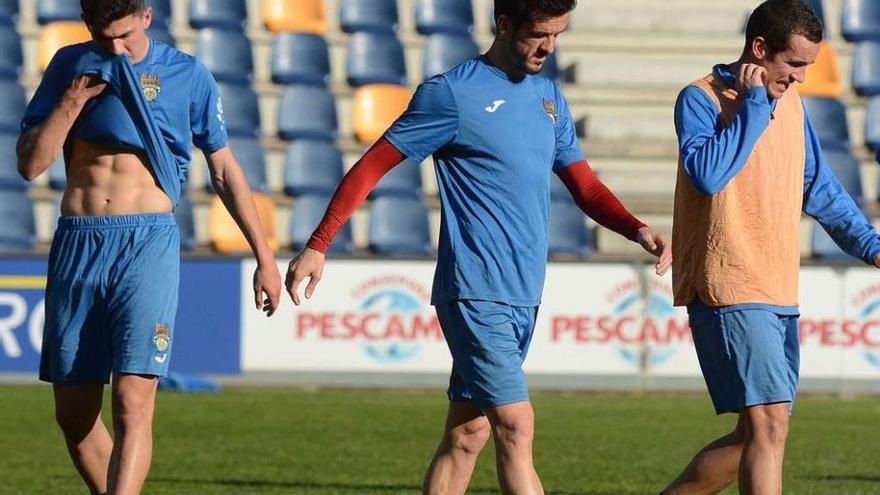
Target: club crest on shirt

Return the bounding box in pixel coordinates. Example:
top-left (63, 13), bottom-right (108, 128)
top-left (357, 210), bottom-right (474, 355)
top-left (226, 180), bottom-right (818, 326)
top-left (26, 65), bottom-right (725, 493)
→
top-left (153, 323), bottom-right (170, 352)
top-left (543, 100), bottom-right (557, 124)
top-left (140, 73), bottom-right (161, 102)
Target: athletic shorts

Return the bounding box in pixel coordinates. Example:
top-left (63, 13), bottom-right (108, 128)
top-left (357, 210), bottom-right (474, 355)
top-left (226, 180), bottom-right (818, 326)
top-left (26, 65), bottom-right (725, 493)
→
top-left (688, 302), bottom-right (800, 415)
top-left (435, 300), bottom-right (538, 410)
top-left (39, 213), bottom-right (180, 384)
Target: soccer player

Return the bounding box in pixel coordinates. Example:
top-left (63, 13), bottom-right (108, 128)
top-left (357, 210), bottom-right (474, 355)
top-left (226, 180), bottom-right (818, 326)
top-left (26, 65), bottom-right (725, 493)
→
top-left (661, 1), bottom-right (880, 494)
top-left (16, 1), bottom-right (281, 493)
top-left (286, 0), bottom-right (671, 492)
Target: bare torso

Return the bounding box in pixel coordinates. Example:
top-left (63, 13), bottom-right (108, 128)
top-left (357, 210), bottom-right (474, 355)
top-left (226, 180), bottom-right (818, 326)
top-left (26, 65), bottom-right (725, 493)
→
top-left (61, 138), bottom-right (172, 216)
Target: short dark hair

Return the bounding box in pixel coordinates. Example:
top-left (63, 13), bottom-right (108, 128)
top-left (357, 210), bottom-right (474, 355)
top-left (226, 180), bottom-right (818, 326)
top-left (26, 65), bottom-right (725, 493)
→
top-left (80, 0), bottom-right (145, 29)
top-left (494, 0), bottom-right (577, 29)
top-left (745, 0), bottom-right (823, 55)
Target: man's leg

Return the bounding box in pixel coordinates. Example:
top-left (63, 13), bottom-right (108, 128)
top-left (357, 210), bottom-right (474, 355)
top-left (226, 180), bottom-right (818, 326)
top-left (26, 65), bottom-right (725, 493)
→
top-left (661, 414), bottom-right (746, 495)
top-left (486, 401), bottom-right (543, 495)
top-left (53, 383), bottom-right (113, 495)
top-left (423, 400), bottom-right (492, 494)
top-left (107, 373), bottom-right (159, 495)
top-left (738, 402), bottom-right (789, 495)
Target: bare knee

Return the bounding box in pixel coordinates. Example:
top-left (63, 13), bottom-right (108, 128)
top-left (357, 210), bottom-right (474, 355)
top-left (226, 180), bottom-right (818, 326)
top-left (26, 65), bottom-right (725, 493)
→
top-left (113, 390), bottom-right (154, 431)
top-left (55, 405), bottom-right (100, 438)
top-left (745, 405), bottom-right (789, 448)
top-left (448, 419), bottom-right (491, 456)
top-left (490, 406), bottom-right (535, 452)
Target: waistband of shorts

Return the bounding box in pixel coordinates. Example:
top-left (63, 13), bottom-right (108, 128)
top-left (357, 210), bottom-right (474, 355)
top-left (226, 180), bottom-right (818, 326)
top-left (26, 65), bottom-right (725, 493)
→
top-left (57, 213), bottom-right (177, 230)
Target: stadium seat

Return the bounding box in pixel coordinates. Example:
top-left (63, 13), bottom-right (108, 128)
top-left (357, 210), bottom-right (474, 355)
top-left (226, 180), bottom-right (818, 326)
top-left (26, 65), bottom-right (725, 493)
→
top-left (37, 0), bottom-right (81, 25)
top-left (290, 194), bottom-right (354, 254)
top-left (0, 189), bottom-right (35, 251)
top-left (196, 29), bottom-right (253, 85)
top-left (824, 149), bottom-right (863, 206)
top-left (222, 136), bottom-right (268, 193)
top-left (189, 0), bottom-right (247, 30)
top-left (209, 193), bottom-right (279, 253)
top-left (811, 222), bottom-right (850, 260)
top-left (842, 0), bottom-right (880, 43)
top-left (0, 80), bottom-right (25, 133)
top-left (146, 26), bottom-right (175, 47)
top-left (39, 22), bottom-right (91, 72)
top-left (370, 158), bottom-right (423, 199)
top-left (217, 83), bottom-right (261, 137)
top-left (865, 96), bottom-right (880, 150)
top-left (368, 197), bottom-right (432, 256)
top-left (0, 0), bottom-right (18, 26)
top-left (422, 33), bottom-right (479, 80)
top-left (797, 41), bottom-right (843, 98)
top-left (802, 96), bottom-right (850, 151)
top-left (351, 84), bottom-right (410, 143)
top-left (347, 32), bottom-right (407, 87)
top-left (550, 174), bottom-right (569, 201)
top-left (283, 140), bottom-right (344, 196)
top-left (148, 0), bottom-right (172, 28)
top-left (175, 192), bottom-right (197, 251)
top-left (271, 32), bottom-right (330, 86)
top-left (277, 84), bottom-right (338, 141)
top-left (415, 0), bottom-right (474, 35)
top-left (0, 25), bottom-right (22, 79)
top-left (263, 0), bottom-right (327, 34)
top-left (0, 133), bottom-right (27, 190)
top-left (48, 155), bottom-right (66, 190)
top-left (549, 199), bottom-right (593, 259)
top-left (340, 0), bottom-right (398, 33)
top-left (852, 41), bottom-right (880, 96)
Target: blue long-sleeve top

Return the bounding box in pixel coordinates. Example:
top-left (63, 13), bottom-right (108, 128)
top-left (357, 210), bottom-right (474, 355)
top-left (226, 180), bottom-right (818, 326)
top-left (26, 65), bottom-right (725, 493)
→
top-left (676, 64), bottom-right (880, 316)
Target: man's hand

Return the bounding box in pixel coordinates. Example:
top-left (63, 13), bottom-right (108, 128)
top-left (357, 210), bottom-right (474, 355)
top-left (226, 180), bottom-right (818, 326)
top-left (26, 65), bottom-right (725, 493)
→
top-left (737, 63), bottom-right (767, 92)
top-left (636, 226), bottom-right (672, 276)
top-left (874, 253), bottom-right (880, 269)
top-left (65, 75), bottom-right (108, 107)
top-left (285, 248), bottom-right (326, 306)
top-left (253, 262), bottom-right (282, 317)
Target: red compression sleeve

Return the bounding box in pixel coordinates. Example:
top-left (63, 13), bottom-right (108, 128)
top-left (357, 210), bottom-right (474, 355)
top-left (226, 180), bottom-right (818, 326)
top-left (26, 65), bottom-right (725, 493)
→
top-left (557, 160), bottom-right (647, 241)
top-left (306, 137), bottom-right (406, 253)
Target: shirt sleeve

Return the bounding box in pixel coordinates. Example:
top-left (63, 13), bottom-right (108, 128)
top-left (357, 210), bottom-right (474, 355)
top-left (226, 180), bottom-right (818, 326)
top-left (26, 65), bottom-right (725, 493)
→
top-left (190, 60), bottom-right (228, 153)
top-left (551, 81), bottom-right (585, 172)
top-left (675, 85), bottom-right (772, 195)
top-left (383, 75), bottom-right (458, 164)
top-left (20, 49), bottom-right (75, 134)
top-left (802, 109), bottom-right (880, 264)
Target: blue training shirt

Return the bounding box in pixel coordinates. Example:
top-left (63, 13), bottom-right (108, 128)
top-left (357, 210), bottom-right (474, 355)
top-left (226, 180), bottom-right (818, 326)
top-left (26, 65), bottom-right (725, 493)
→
top-left (385, 56), bottom-right (585, 307)
top-left (675, 63), bottom-right (880, 316)
top-left (22, 40), bottom-right (227, 204)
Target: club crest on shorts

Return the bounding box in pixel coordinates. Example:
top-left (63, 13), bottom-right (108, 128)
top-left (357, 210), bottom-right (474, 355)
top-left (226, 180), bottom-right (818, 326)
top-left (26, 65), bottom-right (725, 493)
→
top-left (543, 100), bottom-right (557, 124)
top-left (140, 73), bottom-right (161, 102)
top-left (153, 324), bottom-right (170, 352)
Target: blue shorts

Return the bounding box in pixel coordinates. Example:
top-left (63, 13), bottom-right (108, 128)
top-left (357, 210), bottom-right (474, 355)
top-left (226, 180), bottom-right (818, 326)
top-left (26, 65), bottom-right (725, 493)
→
top-left (435, 300), bottom-right (538, 410)
top-left (39, 213), bottom-right (180, 384)
top-left (689, 304), bottom-right (800, 415)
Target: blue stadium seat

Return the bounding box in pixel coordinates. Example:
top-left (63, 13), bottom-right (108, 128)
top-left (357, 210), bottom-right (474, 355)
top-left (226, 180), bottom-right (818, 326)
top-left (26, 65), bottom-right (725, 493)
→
top-left (340, 0), bottom-right (398, 33)
top-left (422, 33), bottom-right (479, 80)
top-left (290, 194), bottom-right (354, 254)
top-left (189, 0), bottom-right (247, 30)
top-left (271, 32), bottom-right (330, 86)
top-left (277, 84), bottom-right (337, 141)
top-left (347, 32), bottom-right (407, 87)
top-left (549, 199), bottom-right (593, 258)
top-left (204, 137), bottom-right (267, 193)
top-left (146, 26), bottom-right (175, 47)
top-left (0, 25), bottom-right (22, 79)
top-left (805, 0), bottom-right (826, 30)
top-left (37, 0), bottom-right (80, 24)
top-left (842, 0), bottom-right (880, 43)
top-left (217, 83), bottom-right (261, 137)
top-left (0, 133), bottom-right (27, 190)
top-left (852, 41), bottom-right (880, 96)
top-left (148, 0), bottom-right (172, 28)
top-left (865, 96), bottom-right (880, 150)
top-left (0, 0), bottom-right (19, 26)
top-left (802, 96), bottom-right (850, 151)
top-left (175, 192), bottom-right (197, 251)
top-left (550, 174), bottom-right (569, 201)
top-left (48, 155), bottom-right (66, 190)
top-left (415, 0), bottom-right (473, 35)
top-left (368, 197), bottom-right (432, 256)
top-left (0, 189), bottom-right (35, 251)
top-left (283, 140), bottom-right (344, 196)
top-left (825, 149), bottom-right (863, 206)
top-left (197, 29), bottom-right (253, 85)
top-left (370, 158), bottom-right (422, 199)
top-left (0, 80), bottom-right (25, 133)
top-left (811, 222), bottom-right (850, 260)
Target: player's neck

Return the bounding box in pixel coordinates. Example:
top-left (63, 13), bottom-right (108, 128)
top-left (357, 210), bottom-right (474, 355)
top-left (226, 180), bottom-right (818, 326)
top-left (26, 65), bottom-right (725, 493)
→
top-left (130, 38), bottom-right (150, 64)
top-left (485, 42), bottom-right (526, 79)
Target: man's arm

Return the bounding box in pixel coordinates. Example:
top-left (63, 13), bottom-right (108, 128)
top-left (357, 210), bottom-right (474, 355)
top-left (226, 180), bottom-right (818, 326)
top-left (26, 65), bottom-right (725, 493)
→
top-left (206, 146), bottom-right (282, 314)
top-left (676, 64), bottom-right (771, 195)
top-left (802, 112), bottom-right (880, 266)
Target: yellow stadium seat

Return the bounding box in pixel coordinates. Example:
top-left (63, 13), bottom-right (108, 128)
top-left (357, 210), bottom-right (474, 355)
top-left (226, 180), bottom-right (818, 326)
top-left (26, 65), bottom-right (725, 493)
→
top-left (209, 194), bottom-right (280, 253)
top-left (39, 22), bottom-right (91, 72)
top-left (263, 0), bottom-right (327, 34)
top-left (352, 84), bottom-right (411, 144)
top-left (797, 41), bottom-right (843, 98)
